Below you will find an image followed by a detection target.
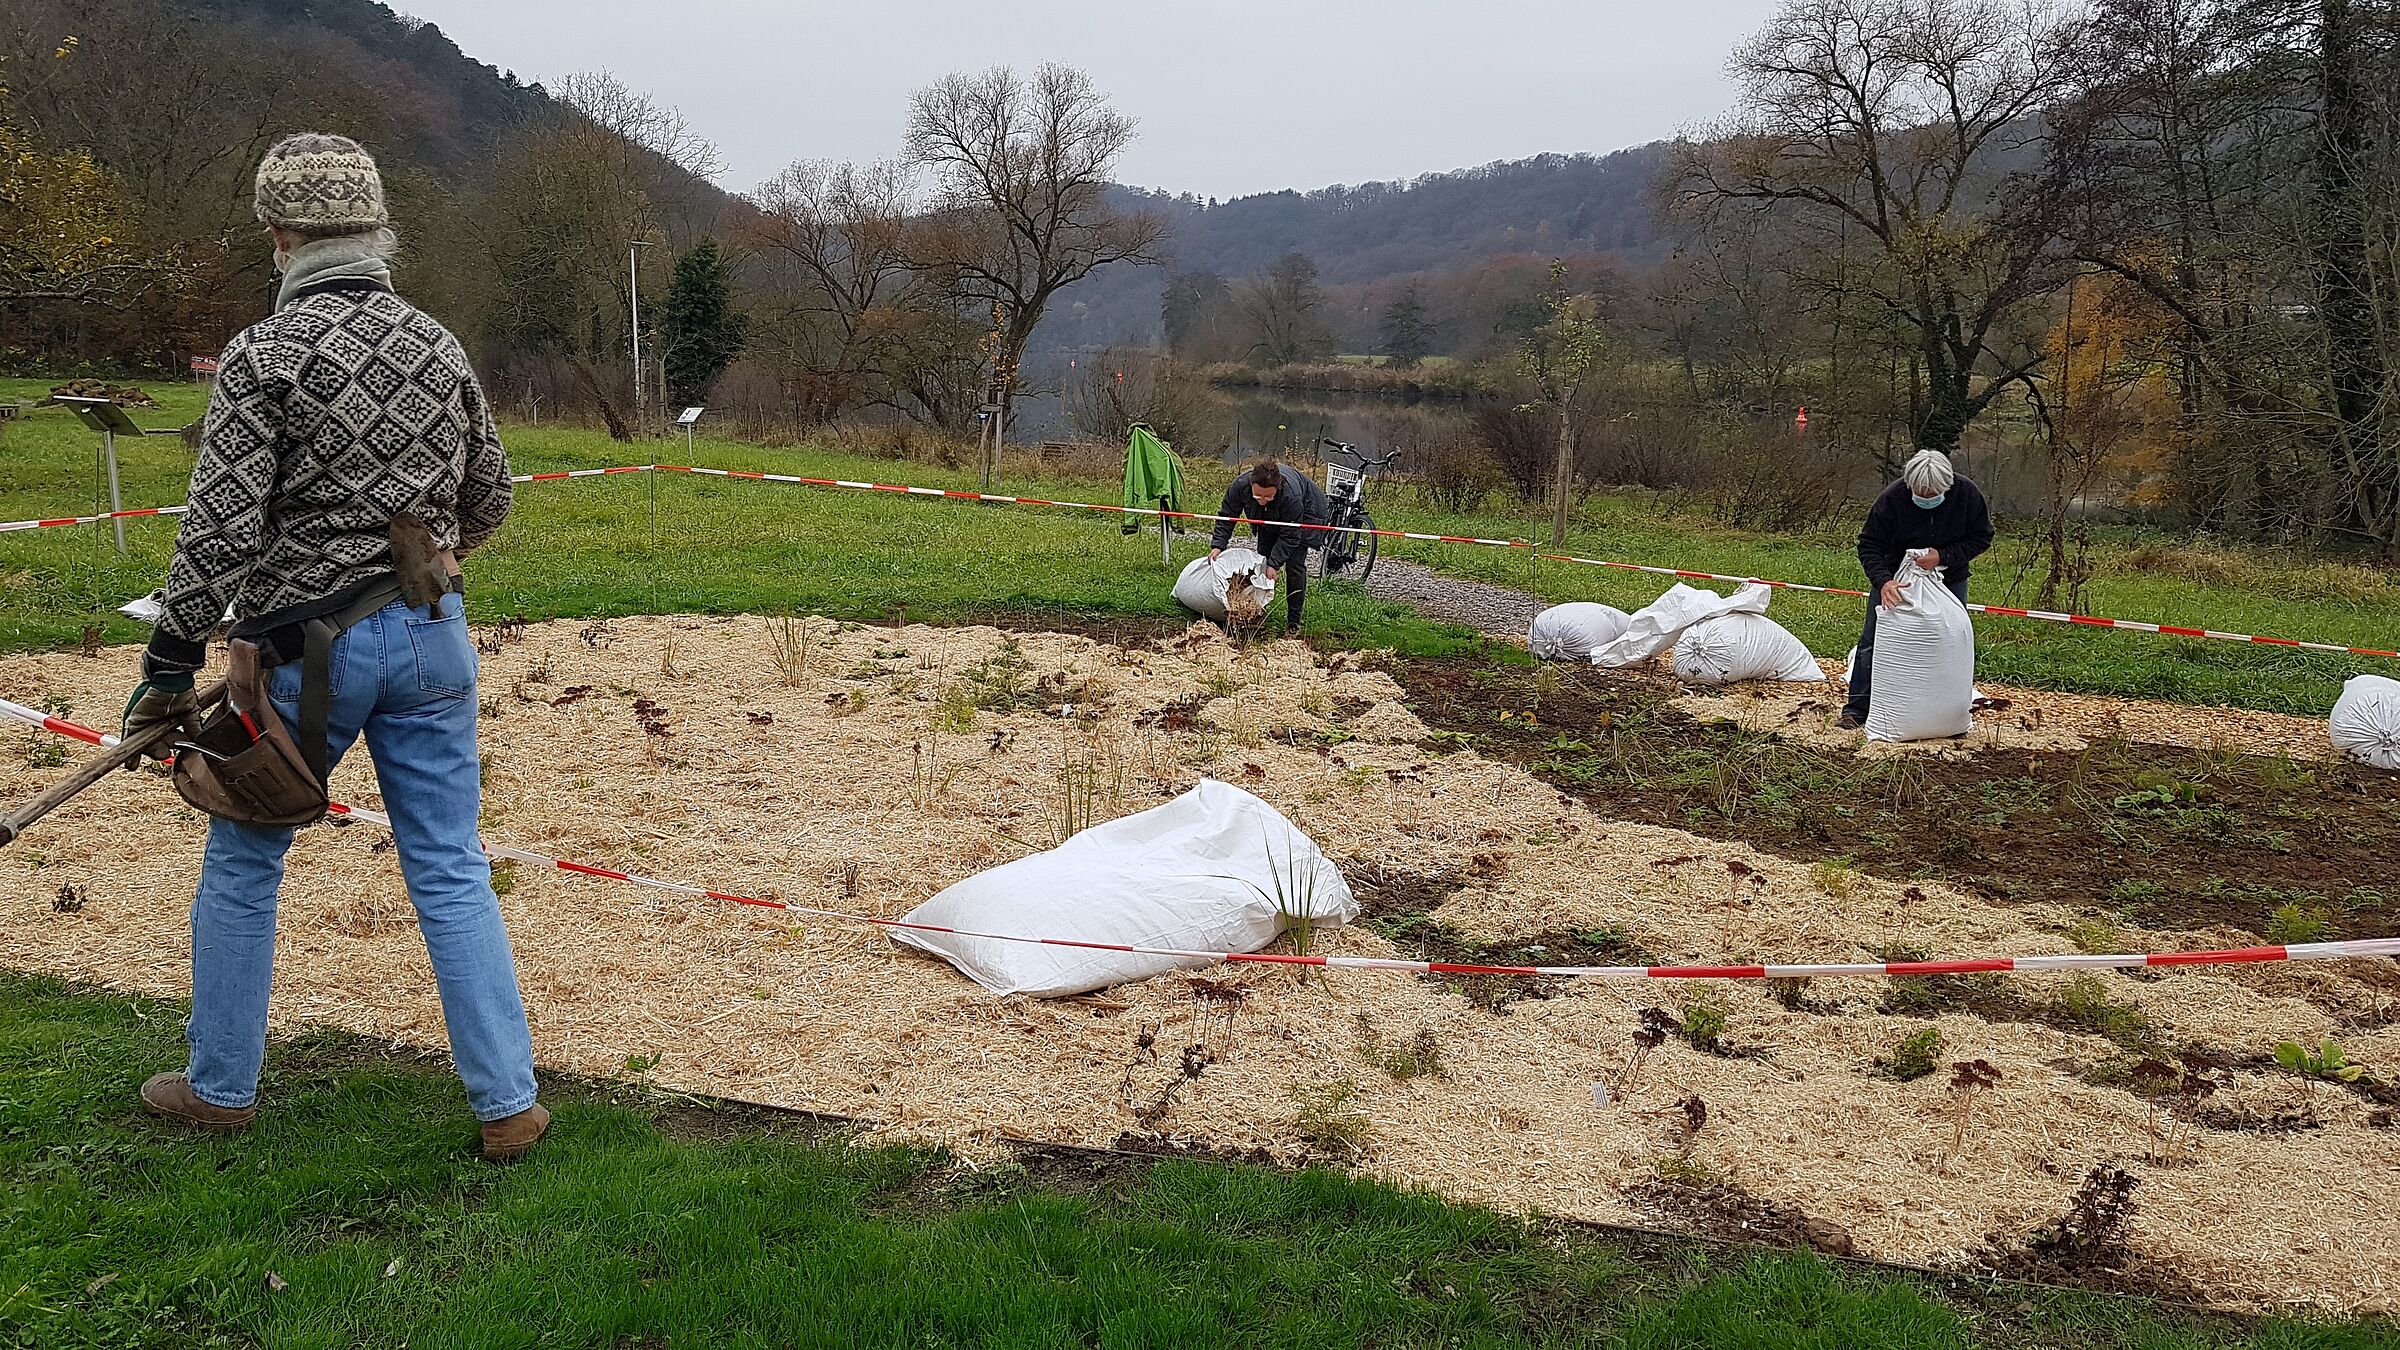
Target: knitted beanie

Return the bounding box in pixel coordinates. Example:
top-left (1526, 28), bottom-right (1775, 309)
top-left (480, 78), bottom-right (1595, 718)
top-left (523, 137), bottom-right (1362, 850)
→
top-left (1902, 449), bottom-right (1957, 497)
top-left (253, 133), bottom-right (388, 233)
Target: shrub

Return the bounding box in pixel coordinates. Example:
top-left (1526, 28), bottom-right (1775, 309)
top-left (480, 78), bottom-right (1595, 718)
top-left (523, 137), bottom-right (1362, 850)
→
top-left (1407, 440), bottom-right (1505, 514)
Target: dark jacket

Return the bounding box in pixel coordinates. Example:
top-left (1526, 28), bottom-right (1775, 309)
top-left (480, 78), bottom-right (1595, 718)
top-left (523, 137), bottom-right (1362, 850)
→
top-left (1856, 477), bottom-right (1994, 591)
top-left (1209, 466), bottom-right (1330, 572)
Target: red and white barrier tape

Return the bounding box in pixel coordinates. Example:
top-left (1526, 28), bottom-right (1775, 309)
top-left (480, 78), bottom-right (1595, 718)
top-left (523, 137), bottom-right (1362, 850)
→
top-left (7, 461), bottom-right (2395, 660)
top-left (6, 695), bottom-right (2396, 980)
top-left (0, 504), bottom-right (190, 534)
top-left (0, 466), bottom-right (640, 536)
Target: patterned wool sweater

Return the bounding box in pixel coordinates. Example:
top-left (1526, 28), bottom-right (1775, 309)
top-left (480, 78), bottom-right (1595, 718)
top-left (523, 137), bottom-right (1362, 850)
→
top-left (146, 278), bottom-right (511, 672)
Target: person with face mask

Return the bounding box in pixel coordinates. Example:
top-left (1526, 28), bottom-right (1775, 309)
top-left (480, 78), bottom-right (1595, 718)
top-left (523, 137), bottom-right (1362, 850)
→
top-left (1836, 450), bottom-right (1994, 731)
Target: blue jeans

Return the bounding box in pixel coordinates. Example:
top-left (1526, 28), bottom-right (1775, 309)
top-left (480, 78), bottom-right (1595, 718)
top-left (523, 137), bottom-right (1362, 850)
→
top-left (1841, 576), bottom-right (1970, 722)
top-left (184, 593), bottom-right (538, 1122)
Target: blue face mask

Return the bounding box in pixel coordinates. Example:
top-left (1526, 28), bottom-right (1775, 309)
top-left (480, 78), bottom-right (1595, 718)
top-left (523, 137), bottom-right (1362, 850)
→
top-left (1911, 493), bottom-right (1946, 510)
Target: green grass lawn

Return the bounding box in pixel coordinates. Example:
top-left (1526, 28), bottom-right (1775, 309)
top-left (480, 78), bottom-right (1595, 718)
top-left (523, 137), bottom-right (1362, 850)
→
top-left (0, 378), bottom-right (1478, 662)
top-left (7, 971), bottom-right (2391, 1350)
top-left (6, 373), bottom-right (2394, 713)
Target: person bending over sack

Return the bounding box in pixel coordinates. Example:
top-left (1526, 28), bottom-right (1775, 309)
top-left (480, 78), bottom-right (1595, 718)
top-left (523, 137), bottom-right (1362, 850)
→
top-left (1837, 449), bottom-right (1994, 731)
top-left (118, 133), bottom-right (548, 1160)
top-left (1208, 456), bottom-right (1330, 635)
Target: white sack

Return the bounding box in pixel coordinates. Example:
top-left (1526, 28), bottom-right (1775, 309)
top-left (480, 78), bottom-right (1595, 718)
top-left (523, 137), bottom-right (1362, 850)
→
top-left (1529, 603), bottom-right (1631, 660)
top-left (1844, 645), bottom-right (1983, 703)
top-left (1864, 552), bottom-right (1976, 742)
top-left (1590, 582), bottom-right (1771, 668)
top-left (1172, 547), bottom-right (1275, 622)
top-left (889, 778), bottom-right (1356, 998)
top-left (1672, 612), bottom-right (1824, 686)
top-left (2330, 674), bottom-right (2400, 771)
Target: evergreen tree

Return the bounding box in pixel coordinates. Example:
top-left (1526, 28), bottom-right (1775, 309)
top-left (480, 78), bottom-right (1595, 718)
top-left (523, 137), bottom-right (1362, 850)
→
top-left (661, 238), bottom-right (747, 407)
top-left (1379, 284), bottom-right (1436, 369)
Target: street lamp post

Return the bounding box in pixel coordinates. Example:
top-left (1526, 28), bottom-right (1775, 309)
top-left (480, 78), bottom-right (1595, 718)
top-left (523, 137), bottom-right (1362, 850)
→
top-left (629, 238), bottom-right (654, 424)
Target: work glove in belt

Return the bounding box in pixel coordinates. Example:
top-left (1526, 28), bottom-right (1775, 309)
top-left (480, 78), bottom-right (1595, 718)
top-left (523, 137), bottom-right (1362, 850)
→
top-left (121, 670), bottom-right (199, 761)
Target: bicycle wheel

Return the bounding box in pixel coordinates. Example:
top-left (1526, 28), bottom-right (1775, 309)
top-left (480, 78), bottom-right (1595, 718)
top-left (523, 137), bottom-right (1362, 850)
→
top-left (1319, 508), bottom-right (1356, 577)
top-left (1355, 511), bottom-right (1380, 583)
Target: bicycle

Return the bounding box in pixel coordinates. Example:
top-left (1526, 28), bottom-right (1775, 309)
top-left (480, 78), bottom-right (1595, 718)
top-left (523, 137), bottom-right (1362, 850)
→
top-left (1315, 439), bottom-right (1398, 582)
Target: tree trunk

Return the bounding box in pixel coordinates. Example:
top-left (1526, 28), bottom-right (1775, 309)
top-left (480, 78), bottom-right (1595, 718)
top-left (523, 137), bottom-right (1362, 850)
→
top-left (569, 359), bottom-right (633, 442)
top-left (1549, 404), bottom-right (1575, 548)
top-left (2310, 0), bottom-right (2389, 539)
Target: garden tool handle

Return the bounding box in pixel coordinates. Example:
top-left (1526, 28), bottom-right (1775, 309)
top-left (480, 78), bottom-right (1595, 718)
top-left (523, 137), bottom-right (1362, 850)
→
top-left (0, 681), bottom-right (226, 847)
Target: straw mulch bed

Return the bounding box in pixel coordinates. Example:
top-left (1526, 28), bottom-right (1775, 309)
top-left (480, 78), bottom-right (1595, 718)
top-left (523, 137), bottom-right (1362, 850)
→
top-left (2, 617), bottom-right (2395, 1315)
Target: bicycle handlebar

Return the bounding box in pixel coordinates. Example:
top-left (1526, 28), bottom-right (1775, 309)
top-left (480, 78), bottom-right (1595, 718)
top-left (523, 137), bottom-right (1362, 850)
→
top-left (1319, 438), bottom-right (1400, 469)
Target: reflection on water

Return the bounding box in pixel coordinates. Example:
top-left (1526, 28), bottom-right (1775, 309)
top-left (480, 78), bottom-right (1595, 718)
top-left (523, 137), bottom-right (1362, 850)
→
top-left (1011, 384), bottom-right (1483, 465)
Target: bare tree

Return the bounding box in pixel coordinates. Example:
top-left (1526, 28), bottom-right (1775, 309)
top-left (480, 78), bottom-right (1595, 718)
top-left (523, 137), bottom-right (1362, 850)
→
top-left (742, 159), bottom-right (921, 422)
top-left (906, 63), bottom-right (1167, 487)
top-left (1064, 347), bottom-right (1210, 444)
top-left (1673, 0), bottom-right (2084, 455)
top-left (1517, 262), bottom-right (1614, 546)
top-left (1235, 253), bottom-right (1337, 366)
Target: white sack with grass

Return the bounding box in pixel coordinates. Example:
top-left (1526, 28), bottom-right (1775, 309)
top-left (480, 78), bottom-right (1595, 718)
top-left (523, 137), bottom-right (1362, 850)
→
top-left (1589, 582), bottom-right (1770, 668)
top-left (1529, 603), bottom-right (1632, 660)
top-left (889, 777), bottom-right (1356, 998)
top-left (2330, 675), bottom-right (2400, 771)
top-left (1172, 547), bottom-right (1275, 623)
top-left (1671, 612), bottom-right (1824, 686)
top-left (1864, 551), bottom-right (1977, 742)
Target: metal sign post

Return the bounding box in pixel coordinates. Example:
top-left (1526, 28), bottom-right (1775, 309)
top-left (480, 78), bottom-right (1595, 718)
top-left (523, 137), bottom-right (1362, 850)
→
top-left (676, 405), bottom-right (704, 459)
top-left (57, 397), bottom-right (147, 555)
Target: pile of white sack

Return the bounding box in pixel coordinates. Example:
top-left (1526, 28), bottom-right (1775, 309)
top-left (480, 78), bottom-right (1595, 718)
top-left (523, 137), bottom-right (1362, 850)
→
top-left (2331, 675), bottom-right (2400, 771)
top-left (1529, 583), bottom-right (1822, 687)
top-left (890, 778), bottom-right (1356, 997)
top-left (1173, 547), bottom-right (1275, 626)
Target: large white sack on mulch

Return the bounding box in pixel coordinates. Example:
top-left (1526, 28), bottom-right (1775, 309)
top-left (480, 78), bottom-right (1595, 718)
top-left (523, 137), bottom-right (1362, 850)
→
top-left (1864, 552), bottom-right (1976, 742)
top-left (2330, 675), bottom-right (2400, 770)
top-left (888, 778), bottom-right (1356, 998)
top-left (1172, 547), bottom-right (1275, 623)
top-left (1529, 603), bottom-right (1631, 660)
top-left (1672, 612), bottom-right (1824, 686)
top-left (1590, 582), bottom-right (1771, 668)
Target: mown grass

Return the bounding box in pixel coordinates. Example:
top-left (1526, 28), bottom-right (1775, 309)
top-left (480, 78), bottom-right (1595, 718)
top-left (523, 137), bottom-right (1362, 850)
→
top-left (0, 379), bottom-right (1477, 661)
top-left (6, 971), bottom-right (2390, 1349)
top-left (3, 372), bottom-right (2394, 711)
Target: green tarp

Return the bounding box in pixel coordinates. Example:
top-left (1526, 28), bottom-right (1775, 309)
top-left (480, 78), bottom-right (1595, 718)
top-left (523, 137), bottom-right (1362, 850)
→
top-left (1120, 423), bottom-right (1184, 535)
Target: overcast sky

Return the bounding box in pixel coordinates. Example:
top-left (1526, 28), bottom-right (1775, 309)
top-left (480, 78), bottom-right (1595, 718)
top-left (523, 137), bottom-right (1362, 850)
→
top-left (397, 0), bottom-right (1776, 200)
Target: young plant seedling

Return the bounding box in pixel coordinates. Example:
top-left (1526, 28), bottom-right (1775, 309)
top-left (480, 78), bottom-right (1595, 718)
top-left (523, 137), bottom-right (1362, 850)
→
top-left (1874, 1026), bottom-right (1943, 1082)
top-left (1609, 1009), bottom-right (1676, 1103)
top-left (1939, 1059), bottom-right (2002, 1173)
top-left (1187, 977), bottom-right (1246, 1051)
top-left (2274, 1037), bottom-right (2370, 1109)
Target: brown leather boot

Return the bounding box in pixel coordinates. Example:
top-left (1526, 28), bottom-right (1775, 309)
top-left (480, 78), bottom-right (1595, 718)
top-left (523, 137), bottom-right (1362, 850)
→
top-left (140, 1072), bottom-right (255, 1132)
top-left (480, 1102), bottom-right (550, 1161)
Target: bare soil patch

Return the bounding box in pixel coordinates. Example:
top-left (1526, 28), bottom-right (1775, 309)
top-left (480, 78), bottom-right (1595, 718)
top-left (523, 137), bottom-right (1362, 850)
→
top-left (1389, 658), bottom-right (2400, 941)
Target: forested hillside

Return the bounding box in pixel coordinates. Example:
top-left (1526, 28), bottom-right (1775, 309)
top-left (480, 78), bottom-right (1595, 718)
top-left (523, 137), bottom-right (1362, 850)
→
top-left (1037, 148), bottom-right (1669, 350)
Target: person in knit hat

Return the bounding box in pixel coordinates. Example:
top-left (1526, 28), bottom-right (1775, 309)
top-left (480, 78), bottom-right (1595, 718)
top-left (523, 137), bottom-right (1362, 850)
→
top-left (121, 133), bottom-right (550, 1159)
top-left (1836, 449), bottom-right (1995, 731)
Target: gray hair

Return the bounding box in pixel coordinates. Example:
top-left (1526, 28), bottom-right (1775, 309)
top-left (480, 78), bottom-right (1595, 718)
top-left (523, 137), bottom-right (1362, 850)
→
top-left (1902, 450), bottom-right (1957, 497)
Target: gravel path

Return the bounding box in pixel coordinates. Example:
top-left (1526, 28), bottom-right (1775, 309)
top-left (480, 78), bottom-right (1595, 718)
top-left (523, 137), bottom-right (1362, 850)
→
top-left (1360, 558), bottom-right (1542, 637)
